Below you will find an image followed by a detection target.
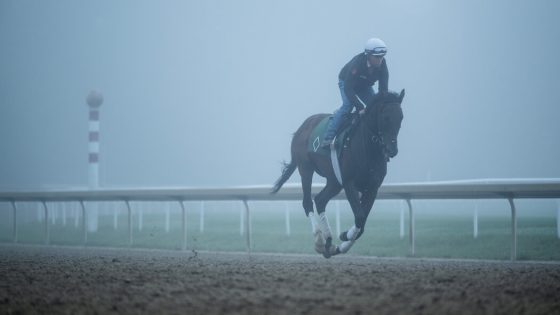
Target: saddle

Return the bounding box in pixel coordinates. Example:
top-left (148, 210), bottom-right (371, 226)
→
top-left (308, 112), bottom-right (360, 157)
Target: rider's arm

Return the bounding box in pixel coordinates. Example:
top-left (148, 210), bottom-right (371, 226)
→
top-left (341, 69), bottom-right (366, 111)
top-left (345, 83), bottom-right (365, 111)
top-left (377, 59), bottom-right (389, 95)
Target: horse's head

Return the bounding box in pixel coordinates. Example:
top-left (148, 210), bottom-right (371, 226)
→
top-left (364, 89), bottom-right (405, 160)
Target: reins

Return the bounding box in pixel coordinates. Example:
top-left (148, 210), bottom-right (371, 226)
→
top-left (361, 104), bottom-right (383, 149)
top-left (360, 101), bottom-right (400, 162)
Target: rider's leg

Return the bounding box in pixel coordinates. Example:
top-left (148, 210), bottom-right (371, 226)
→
top-left (358, 86), bottom-right (376, 107)
top-left (321, 80), bottom-right (353, 147)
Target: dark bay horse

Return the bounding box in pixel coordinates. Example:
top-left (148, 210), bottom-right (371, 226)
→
top-left (272, 90), bottom-right (405, 258)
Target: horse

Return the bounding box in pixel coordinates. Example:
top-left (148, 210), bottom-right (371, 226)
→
top-left (272, 89), bottom-right (405, 258)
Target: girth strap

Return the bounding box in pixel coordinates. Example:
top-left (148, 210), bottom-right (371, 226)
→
top-left (330, 135), bottom-right (343, 185)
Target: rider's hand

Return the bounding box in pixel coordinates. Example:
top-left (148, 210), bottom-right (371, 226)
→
top-left (359, 109), bottom-right (365, 115)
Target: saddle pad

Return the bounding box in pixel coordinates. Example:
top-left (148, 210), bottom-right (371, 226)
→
top-left (308, 116), bottom-right (345, 157)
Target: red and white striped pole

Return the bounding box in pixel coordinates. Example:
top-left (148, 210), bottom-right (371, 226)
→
top-left (86, 90), bottom-right (103, 189)
top-left (86, 91), bottom-right (103, 233)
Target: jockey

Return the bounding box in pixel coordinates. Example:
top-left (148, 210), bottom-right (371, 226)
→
top-left (321, 37), bottom-right (389, 148)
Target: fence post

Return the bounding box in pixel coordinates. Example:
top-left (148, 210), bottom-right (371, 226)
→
top-left (406, 199), bottom-right (414, 256)
top-left (179, 200), bottom-right (187, 251)
top-left (125, 200), bottom-right (133, 247)
top-left (62, 202), bottom-right (67, 226)
top-left (11, 201), bottom-right (17, 243)
top-left (74, 203), bottom-right (79, 228)
top-left (473, 204), bottom-right (479, 239)
top-left (138, 203), bottom-right (143, 232)
top-left (80, 201), bottom-right (87, 246)
top-left (243, 200), bottom-right (251, 253)
top-left (399, 200), bottom-right (405, 239)
top-left (240, 203), bottom-right (244, 236)
top-left (42, 201), bottom-right (50, 245)
top-left (51, 202), bottom-right (56, 225)
top-left (507, 197), bottom-right (517, 261)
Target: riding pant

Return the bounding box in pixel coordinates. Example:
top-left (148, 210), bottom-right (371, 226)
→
top-left (324, 80), bottom-right (376, 141)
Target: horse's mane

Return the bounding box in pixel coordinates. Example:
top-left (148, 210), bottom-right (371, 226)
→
top-left (371, 90), bottom-right (401, 106)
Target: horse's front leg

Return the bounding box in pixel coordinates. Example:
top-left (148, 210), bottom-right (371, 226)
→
top-left (355, 188), bottom-right (379, 238)
top-left (338, 187), bottom-right (380, 254)
top-left (342, 181), bottom-right (367, 230)
top-left (336, 182), bottom-right (365, 254)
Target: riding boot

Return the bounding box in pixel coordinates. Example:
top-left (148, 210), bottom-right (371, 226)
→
top-left (320, 138), bottom-right (333, 149)
top-left (322, 111), bottom-right (344, 148)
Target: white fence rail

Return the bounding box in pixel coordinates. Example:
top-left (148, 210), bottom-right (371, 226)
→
top-left (1, 178), bottom-right (560, 260)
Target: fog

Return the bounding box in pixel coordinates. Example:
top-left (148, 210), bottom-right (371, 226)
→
top-left (1, 0), bottom-right (560, 190)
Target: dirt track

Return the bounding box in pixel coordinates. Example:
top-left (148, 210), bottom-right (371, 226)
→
top-left (1, 244), bottom-right (559, 315)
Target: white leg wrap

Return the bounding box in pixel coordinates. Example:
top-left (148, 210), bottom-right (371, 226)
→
top-left (314, 231), bottom-right (325, 254)
top-left (318, 212), bottom-right (332, 240)
top-left (308, 212), bottom-right (319, 234)
top-left (346, 225), bottom-right (361, 241)
top-left (338, 240), bottom-right (356, 254)
top-left (309, 212), bottom-right (325, 254)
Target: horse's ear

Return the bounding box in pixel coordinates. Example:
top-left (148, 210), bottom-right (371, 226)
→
top-left (399, 89), bottom-right (405, 103)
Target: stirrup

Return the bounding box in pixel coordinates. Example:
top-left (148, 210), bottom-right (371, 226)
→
top-left (321, 139), bottom-right (333, 149)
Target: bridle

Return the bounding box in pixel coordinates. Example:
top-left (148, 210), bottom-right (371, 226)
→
top-left (360, 101), bottom-right (401, 162)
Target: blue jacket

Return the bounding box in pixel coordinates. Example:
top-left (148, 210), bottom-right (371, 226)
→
top-left (339, 53), bottom-right (389, 110)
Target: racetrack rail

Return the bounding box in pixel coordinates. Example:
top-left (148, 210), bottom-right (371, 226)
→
top-left (2, 178), bottom-right (560, 260)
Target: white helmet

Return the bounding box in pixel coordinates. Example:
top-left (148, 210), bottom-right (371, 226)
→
top-left (364, 38), bottom-right (387, 56)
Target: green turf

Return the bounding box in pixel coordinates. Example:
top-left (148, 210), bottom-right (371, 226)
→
top-left (1, 202), bottom-right (559, 261)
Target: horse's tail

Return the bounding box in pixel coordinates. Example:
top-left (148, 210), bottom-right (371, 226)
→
top-left (271, 160), bottom-right (297, 194)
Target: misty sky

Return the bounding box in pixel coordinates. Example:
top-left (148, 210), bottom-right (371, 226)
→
top-left (1, 0), bottom-right (560, 190)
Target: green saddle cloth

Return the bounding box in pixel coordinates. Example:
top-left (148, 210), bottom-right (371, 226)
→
top-left (308, 116), bottom-right (350, 157)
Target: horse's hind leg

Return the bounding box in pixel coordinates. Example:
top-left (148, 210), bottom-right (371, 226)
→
top-left (314, 180), bottom-right (342, 258)
top-left (314, 179), bottom-right (343, 236)
top-left (299, 164), bottom-right (314, 217)
top-left (298, 165), bottom-right (326, 254)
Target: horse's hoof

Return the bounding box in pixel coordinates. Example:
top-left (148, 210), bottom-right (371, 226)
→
top-left (323, 244), bottom-right (339, 258)
top-left (339, 231), bottom-right (348, 242)
top-left (334, 246), bottom-right (341, 256)
top-left (314, 231), bottom-right (325, 254)
top-left (323, 237), bottom-right (333, 259)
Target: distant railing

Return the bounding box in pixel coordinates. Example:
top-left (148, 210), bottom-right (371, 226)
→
top-left (1, 178), bottom-right (560, 260)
